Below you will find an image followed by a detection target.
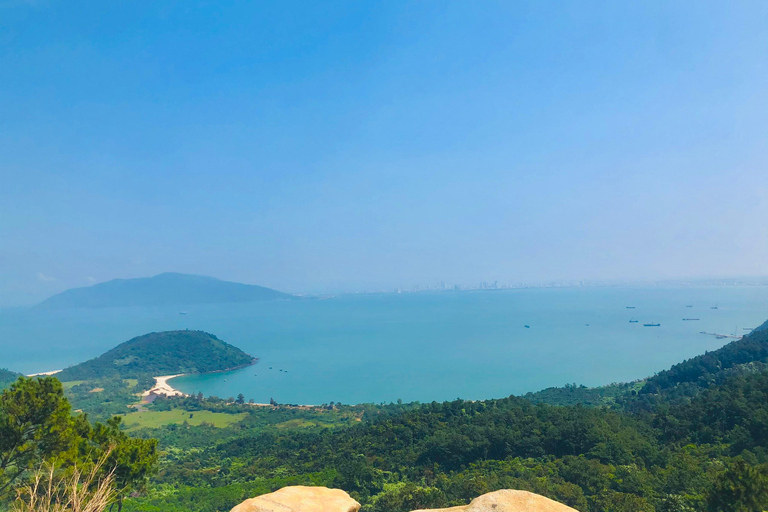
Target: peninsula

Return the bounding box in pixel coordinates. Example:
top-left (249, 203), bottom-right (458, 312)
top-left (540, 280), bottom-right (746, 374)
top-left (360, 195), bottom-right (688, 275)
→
top-left (55, 330), bottom-right (256, 381)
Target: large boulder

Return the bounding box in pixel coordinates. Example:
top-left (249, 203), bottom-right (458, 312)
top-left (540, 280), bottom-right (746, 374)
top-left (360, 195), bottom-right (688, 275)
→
top-left (412, 489), bottom-right (579, 512)
top-left (230, 486), bottom-right (361, 512)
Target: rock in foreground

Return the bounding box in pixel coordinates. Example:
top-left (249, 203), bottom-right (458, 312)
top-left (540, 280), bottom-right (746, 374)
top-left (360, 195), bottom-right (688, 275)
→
top-left (230, 487), bottom-right (578, 512)
top-left (230, 486), bottom-right (360, 512)
top-left (412, 489), bottom-right (579, 512)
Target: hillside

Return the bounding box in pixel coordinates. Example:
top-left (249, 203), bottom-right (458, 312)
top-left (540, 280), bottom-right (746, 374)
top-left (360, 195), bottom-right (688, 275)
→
top-left (56, 330), bottom-right (255, 381)
top-left (640, 323), bottom-right (768, 395)
top-left (37, 272), bottom-right (291, 309)
top-left (0, 368), bottom-right (22, 389)
top-left (523, 320), bottom-right (768, 408)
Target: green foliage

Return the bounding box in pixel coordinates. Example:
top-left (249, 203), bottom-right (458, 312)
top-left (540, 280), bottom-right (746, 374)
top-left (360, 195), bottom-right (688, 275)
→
top-left (642, 327), bottom-right (768, 396)
top-left (364, 483), bottom-right (448, 512)
top-left (0, 376), bottom-right (158, 510)
top-left (0, 369), bottom-right (22, 390)
top-left (705, 459), bottom-right (768, 512)
top-left (0, 377), bottom-right (76, 497)
top-left (64, 378), bottom-right (144, 422)
top-left (89, 417), bottom-right (159, 512)
top-left (121, 409), bottom-right (247, 431)
top-left (524, 381), bottom-right (645, 408)
top-left (122, 471), bottom-right (336, 512)
top-left (56, 330), bottom-right (255, 381)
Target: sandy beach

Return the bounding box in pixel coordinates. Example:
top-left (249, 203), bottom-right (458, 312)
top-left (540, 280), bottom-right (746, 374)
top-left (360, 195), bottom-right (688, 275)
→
top-left (27, 369), bottom-right (62, 377)
top-left (142, 374), bottom-right (187, 397)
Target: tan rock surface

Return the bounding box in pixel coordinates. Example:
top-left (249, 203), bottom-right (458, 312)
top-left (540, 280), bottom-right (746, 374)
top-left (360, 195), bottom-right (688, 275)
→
top-left (412, 489), bottom-right (579, 512)
top-left (230, 486), bottom-right (361, 512)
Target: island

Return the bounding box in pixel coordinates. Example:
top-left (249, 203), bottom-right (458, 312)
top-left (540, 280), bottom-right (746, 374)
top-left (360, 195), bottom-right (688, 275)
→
top-left (36, 272), bottom-right (292, 309)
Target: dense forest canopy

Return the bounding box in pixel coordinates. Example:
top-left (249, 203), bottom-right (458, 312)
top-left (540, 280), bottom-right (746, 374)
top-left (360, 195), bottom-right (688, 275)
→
top-left (56, 330), bottom-right (255, 381)
top-left (641, 324), bottom-right (768, 395)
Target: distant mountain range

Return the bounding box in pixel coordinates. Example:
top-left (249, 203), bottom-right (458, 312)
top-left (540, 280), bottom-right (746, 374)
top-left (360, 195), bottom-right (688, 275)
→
top-left (36, 272), bottom-right (292, 309)
top-left (56, 330), bottom-right (255, 381)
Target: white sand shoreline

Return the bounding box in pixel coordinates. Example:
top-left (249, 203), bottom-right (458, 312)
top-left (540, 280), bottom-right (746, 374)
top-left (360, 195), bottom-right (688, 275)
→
top-left (27, 369), bottom-right (62, 377)
top-left (142, 374), bottom-right (187, 397)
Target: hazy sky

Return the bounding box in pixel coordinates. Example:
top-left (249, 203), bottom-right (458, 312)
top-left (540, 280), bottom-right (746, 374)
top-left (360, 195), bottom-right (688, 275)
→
top-left (2, 1), bottom-right (768, 305)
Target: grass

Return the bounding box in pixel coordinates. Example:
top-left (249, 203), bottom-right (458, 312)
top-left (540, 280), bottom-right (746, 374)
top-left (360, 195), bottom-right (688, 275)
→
top-left (121, 408), bottom-right (247, 431)
top-left (60, 381), bottom-right (85, 390)
top-left (13, 457), bottom-right (115, 512)
top-left (272, 418), bottom-right (344, 429)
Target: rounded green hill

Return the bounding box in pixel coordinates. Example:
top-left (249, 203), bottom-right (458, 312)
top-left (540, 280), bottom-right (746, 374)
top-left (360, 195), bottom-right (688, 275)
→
top-left (56, 330), bottom-right (255, 381)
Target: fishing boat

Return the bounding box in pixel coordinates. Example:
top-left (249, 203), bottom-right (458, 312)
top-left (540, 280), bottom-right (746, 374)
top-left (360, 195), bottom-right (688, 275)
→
top-left (629, 318), bottom-right (638, 323)
top-left (682, 318), bottom-right (700, 321)
top-left (644, 323), bottom-right (660, 327)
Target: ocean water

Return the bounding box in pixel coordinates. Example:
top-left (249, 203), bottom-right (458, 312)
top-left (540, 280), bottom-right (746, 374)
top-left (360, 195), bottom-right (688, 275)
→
top-left (1, 286), bottom-right (767, 405)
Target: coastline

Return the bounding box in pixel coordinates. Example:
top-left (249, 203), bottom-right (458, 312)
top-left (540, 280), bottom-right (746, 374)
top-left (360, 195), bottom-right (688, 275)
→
top-left (27, 369), bottom-right (62, 377)
top-left (143, 374), bottom-right (187, 397)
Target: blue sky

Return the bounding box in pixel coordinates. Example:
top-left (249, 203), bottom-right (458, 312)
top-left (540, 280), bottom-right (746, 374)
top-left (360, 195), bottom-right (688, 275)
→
top-left (1, 1), bottom-right (767, 305)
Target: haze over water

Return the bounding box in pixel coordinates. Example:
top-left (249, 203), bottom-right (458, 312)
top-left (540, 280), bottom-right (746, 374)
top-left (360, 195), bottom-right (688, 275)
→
top-left (2, 286), bottom-right (767, 405)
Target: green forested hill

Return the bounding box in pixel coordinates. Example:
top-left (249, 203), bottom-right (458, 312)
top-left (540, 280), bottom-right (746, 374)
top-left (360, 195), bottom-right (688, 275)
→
top-left (640, 325), bottom-right (768, 395)
top-left (0, 368), bottom-right (22, 389)
top-left (523, 323), bottom-right (768, 409)
top-left (56, 330), bottom-right (255, 381)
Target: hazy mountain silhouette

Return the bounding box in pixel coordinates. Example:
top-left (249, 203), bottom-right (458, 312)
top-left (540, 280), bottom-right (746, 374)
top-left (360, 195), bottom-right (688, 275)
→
top-left (37, 272), bottom-right (291, 309)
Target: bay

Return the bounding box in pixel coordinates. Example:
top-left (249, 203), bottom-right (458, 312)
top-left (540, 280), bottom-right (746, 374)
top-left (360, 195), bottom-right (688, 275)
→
top-left (1, 286), bottom-right (767, 405)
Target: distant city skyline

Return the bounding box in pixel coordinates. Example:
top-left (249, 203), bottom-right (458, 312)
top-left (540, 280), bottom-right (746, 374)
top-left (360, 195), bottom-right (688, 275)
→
top-left (25, 271), bottom-right (768, 307)
top-left (2, 2), bottom-right (767, 306)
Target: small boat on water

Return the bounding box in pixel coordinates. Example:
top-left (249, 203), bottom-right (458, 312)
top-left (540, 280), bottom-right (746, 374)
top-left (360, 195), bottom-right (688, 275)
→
top-left (682, 318), bottom-right (700, 321)
top-left (744, 328), bottom-right (754, 331)
top-left (686, 305), bottom-right (693, 308)
top-left (644, 323), bottom-right (660, 327)
top-left (626, 306), bottom-right (636, 309)
top-left (629, 318), bottom-right (638, 323)
top-left (711, 305), bottom-right (719, 310)
top-left (179, 311), bottom-right (187, 315)
top-left (524, 325), bottom-right (530, 328)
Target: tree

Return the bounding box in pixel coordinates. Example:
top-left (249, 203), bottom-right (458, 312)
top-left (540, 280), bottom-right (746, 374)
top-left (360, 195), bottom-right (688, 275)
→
top-left (0, 377), bottom-right (76, 497)
top-left (0, 377), bottom-right (158, 510)
top-left (89, 417), bottom-right (158, 512)
top-left (235, 393), bottom-right (245, 405)
top-left (706, 459), bottom-right (768, 512)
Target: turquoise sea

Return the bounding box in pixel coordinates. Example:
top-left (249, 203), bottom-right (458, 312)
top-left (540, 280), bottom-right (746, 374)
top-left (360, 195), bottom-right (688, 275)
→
top-left (1, 286), bottom-right (768, 405)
